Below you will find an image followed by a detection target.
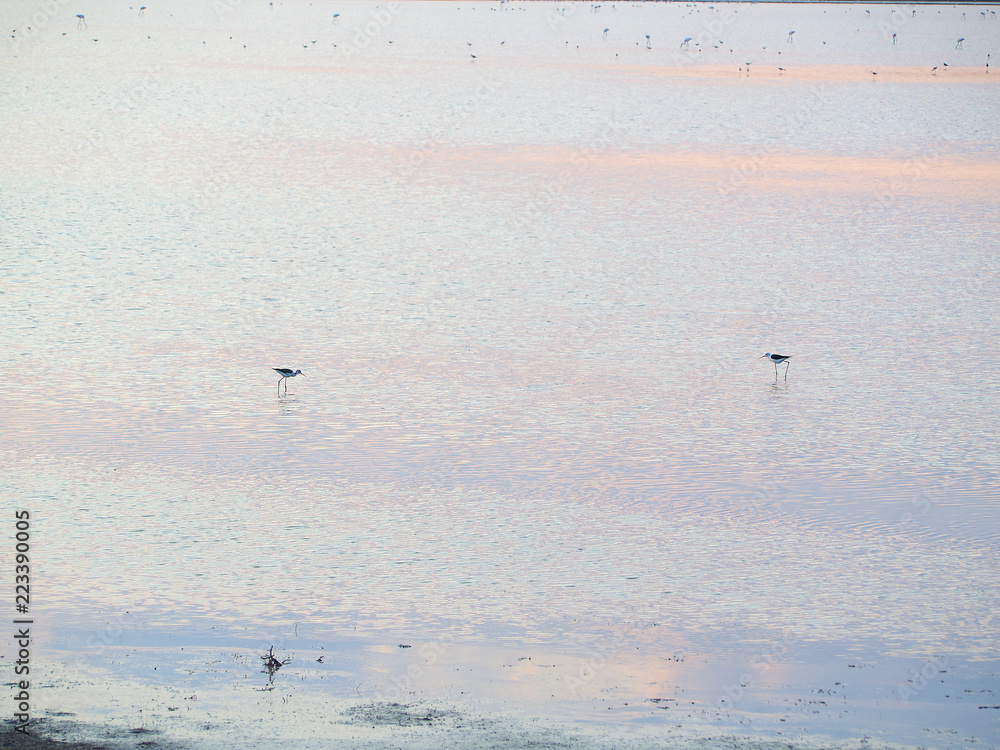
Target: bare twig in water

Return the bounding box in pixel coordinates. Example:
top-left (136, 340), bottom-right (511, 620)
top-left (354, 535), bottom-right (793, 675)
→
top-left (261, 645), bottom-right (292, 684)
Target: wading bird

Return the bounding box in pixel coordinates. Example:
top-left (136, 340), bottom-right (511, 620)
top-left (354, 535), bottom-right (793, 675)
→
top-left (760, 353), bottom-right (791, 380)
top-left (273, 368), bottom-right (303, 394)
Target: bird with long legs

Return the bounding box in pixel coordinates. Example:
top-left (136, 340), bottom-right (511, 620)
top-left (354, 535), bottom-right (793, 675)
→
top-left (759, 353), bottom-right (791, 381)
top-left (273, 368), bottom-right (303, 394)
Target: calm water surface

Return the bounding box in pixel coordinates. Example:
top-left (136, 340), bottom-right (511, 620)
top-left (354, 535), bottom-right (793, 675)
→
top-left (1, 1), bottom-right (998, 747)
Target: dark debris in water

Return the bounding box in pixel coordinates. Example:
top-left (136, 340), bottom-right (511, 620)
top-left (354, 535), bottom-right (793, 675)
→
top-left (343, 702), bottom-right (461, 728)
top-left (648, 698), bottom-right (677, 709)
top-left (260, 645), bottom-right (292, 685)
top-left (0, 716), bottom-right (184, 750)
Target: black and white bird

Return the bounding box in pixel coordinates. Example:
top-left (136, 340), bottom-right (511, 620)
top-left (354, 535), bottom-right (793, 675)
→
top-left (273, 368), bottom-right (304, 393)
top-left (759, 353), bottom-right (791, 380)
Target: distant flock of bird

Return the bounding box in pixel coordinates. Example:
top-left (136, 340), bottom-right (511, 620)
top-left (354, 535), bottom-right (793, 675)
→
top-left (12, 4), bottom-right (990, 77)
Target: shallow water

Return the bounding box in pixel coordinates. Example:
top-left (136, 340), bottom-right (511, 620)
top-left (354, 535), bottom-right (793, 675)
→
top-left (2, 1), bottom-right (999, 748)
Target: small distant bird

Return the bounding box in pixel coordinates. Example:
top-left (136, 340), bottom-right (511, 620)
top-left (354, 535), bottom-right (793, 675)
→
top-left (759, 353), bottom-right (791, 380)
top-left (470, 53), bottom-right (476, 59)
top-left (956, 38), bottom-right (964, 49)
top-left (681, 36), bottom-right (691, 49)
top-left (273, 368), bottom-right (303, 393)
top-left (931, 66), bottom-right (938, 74)
top-left (603, 27), bottom-right (609, 39)
top-left (787, 30), bottom-right (795, 42)
top-left (871, 69), bottom-right (878, 79)
top-left (139, 6), bottom-right (145, 15)
top-left (646, 34), bottom-right (651, 49)
top-left (76, 14), bottom-right (86, 29)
